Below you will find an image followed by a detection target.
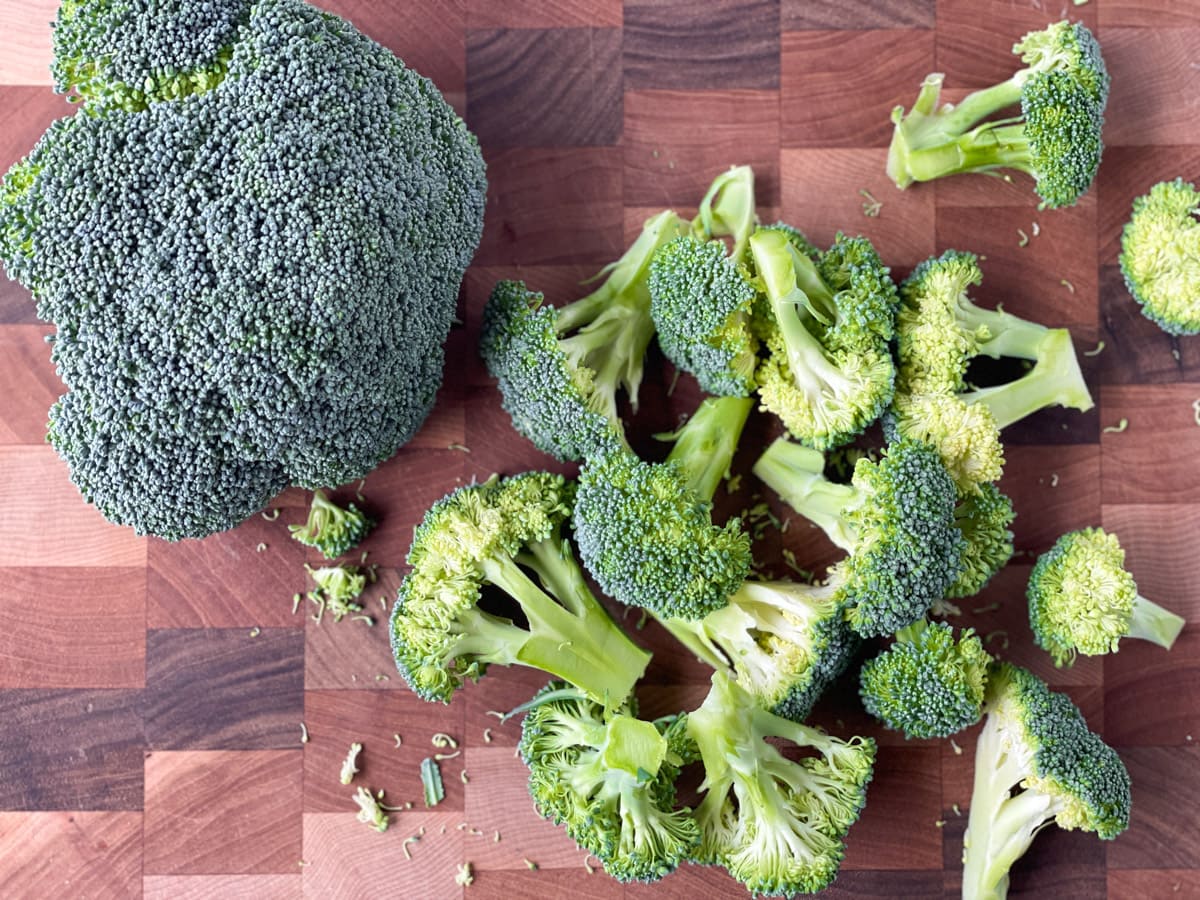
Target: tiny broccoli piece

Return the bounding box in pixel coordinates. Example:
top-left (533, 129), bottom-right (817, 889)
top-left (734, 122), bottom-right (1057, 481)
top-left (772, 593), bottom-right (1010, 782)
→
top-left (750, 227), bottom-right (898, 450)
top-left (289, 490), bottom-right (374, 559)
top-left (1119, 177), bottom-right (1200, 335)
top-left (688, 673), bottom-right (876, 896)
top-left (340, 742), bottom-right (363, 785)
top-left (389, 472), bottom-right (650, 706)
top-left (1028, 527), bottom-right (1186, 666)
top-left (947, 484), bottom-right (1015, 599)
top-left (859, 620), bottom-right (991, 739)
top-left (753, 436), bottom-right (965, 637)
top-left (519, 681), bottom-right (699, 882)
top-left (887, 20), bottom-right (1109, 208)
top-left (963, 663), bottom-right (1130, 899)
top-left (573, 396), bottom-right (754, 619)
top-left (306, 564), bottom-right (367, 622)
top-left (480, 211), bottom-right (685, 461)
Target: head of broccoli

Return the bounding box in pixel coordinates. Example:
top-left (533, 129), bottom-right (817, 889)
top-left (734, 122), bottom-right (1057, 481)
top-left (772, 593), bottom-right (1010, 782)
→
top-left (1119, 178), bottom-right (1200, 335)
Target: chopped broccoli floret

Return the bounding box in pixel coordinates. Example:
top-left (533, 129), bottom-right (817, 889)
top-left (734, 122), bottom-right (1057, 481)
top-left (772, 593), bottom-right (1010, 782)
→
top-left (480, 211), bottom-right (685, 460)
top-left (1028, 527), bottom-right (1186, 666)
top-left (389, 472), bottom-right (650, 706)
top-left (574, 396), bottom-right (754, 619)
top-left (962, 663), bottom-right (1131, 899)
top-left (750, 227), bottom-right (898, 450)
top-left (290, 490), bottom-right (374, 559)
top-left (753, 436), bottom-right (964, 637)
top-left (859, 620), bottom-right (991, 739)
top-left (887, 20), bottom-right (1109, 208)
top-left (947, 483), bottom-right (1015, 600)
top-left (306, 563), bottom-right (366, 621)
top-left (519, 681), bottom-right (699, 882)
top-left (688, 672), bottom-right (876, 896)
top-left (1119, 177), bottom-right (1200, 335)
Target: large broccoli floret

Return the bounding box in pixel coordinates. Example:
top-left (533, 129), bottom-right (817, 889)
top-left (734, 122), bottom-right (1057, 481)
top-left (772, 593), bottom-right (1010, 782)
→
top-left (0, 0), bottom-right (486, 540)
top-left (519, 681), bottom-right (699, 882)
top-left (574, 396), bottom-right (754, 619)
top-left (1119, 178), bottom-right (1200, 335)
top-left (890, 250), bottom-right (1093, 492)
top-left (389, 473), bottom-right (650, 707)
top-left (859, 620), bottom-right (991, 739)
top-left (688, 672), bottom-right (876, 896)
top-left (963, 663), bottom-right (1131, 899)
top-left (887, 20), bottom-right (1109, 208)
top-left (750, 227), bottom-right (898, 450)
top-left (947, 483), bottom-right (1015, 600)
top-left (753, 436), bottom-right (965, 637)
top-left (480, 211), bottom-right (685, 461)
top-left (1028, 527), bottom-right (1186, 666)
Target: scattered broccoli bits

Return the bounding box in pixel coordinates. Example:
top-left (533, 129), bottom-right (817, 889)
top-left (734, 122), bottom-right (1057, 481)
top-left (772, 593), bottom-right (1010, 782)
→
top-left (1119, 178), bottom-right (1200, 334)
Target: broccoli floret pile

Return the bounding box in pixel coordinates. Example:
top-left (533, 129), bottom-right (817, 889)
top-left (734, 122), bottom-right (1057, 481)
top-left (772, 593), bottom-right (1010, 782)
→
top-left (1119, 178), bottom-right (1200, 335)
top-left (887, 20), bottom-right (1110, 208)
top-left (0, 0), bottom-right (486, 539)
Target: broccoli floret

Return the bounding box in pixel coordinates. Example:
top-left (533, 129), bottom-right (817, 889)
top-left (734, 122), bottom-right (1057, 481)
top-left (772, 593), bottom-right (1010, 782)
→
top-left (890, 250), bottom-right (1093, 492)
top-left (480, 211), bottom-right (685, 460)
top-left (691, 165), bottom-right (758, 263)
top-left (289, 490), bottom-right (374, 559)
top-left (859, 620), bottom-right (991, 739)
top-left (963, 663), bottom-right (1131, 899)
top-left (688, 672), bottom-right (877, 896)
top-left (1119, 178), bottom-right (1200, 335)
top-left (389, 473), bottom-right (650, 706)
top-left (750, 227), bottom-right (898, 450)
top-left (0, 0), bottom-right (486, 539)
top-left (519, 681), bottom-right (699, 882)
top-left (947, 483), bottom-right (1015, 599)
top-left (753, 436), bottom-right (965, 637)
top-left (1028, 527), bottom-right (1186, 666)
top-left (306, 563), bottom-right (366, 622)
top-left (887, 20), bottom-right (1109, 208)
top-left (574, 396), bottom-right (754, 619)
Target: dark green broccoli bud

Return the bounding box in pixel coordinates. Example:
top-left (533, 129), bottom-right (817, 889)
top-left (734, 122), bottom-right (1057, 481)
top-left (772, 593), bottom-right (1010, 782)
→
top-left (947, 483), bottom-right (1015, 599)
top-left (750, 227), bottom-right (898, 450)
top-left (573, 396), bottom-right (754, 619)
top-left (0, 0), bottom-right (487, 540)
top-left (519, 681), bottom-right (699, 882)
top-left (1028, 527), bottom-right (1186, 666)
top-left (389, 473), bottom-right (650, 706)
top-left (859, 620), bottom-right (991, 739)
top-left (753, 436), bottom-right (965, 637)
top-left (688, 672), bottom-right (877, 896)
top-left (963, 663), bottom-right (1131, 899)
top-left (888, 20), bottom-right (1109, 208)
top-left (289, 490), bottom-right (374, 559)
top-left (480, 211), bottom-right (685, 461)
top-left (1119, 178), bottom-right (1200, 335)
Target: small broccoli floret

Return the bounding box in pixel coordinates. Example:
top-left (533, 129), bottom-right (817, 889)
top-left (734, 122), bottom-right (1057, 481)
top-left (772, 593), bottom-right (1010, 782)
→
top-left (306, 564), bottom-right (366, 621)
top-left (481, 211), bottom-right (685, 460)
top-left (963, 663), bottom-right (1131, 899)
top-left (753, 436), bottom-right (965, 637)
top-left (520, 681), bottom-right (699, 882)
top-left (887, 20), bottom-right (1109, 208)
top-left (389, 473), bottom-right (650, 706)
top-left (289, 490), bottom-right (374, 559)
top-left (947, 483), bottom-right (1015, 599)
top-left (1119, 178), bottom-right (1200, 335)
top-left (750, 227), bottom-right (898, 450)
top-left (859, 620), bottom-right (991, 739)
top-left (574, 396), bottom-right (754, 619)
top-left (688, 672), bottom-right (876, 896)
top-left (1028, 527), bottom-right (1186, 666)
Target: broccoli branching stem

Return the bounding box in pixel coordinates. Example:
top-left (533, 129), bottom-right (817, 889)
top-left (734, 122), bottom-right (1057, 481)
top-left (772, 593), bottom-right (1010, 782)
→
top-left (662, 396), bottom-right (755, 503)
top-left (961, 329), bottom-right (1093, 428)
top-left (1126, 593), bottom-right (1186, 649)
top-left (752, 439), bottom-right (858, 552)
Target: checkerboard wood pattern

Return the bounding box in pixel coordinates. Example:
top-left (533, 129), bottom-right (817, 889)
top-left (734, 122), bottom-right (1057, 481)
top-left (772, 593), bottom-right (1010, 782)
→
top-left (0, 2), bottom-right (1197, 897)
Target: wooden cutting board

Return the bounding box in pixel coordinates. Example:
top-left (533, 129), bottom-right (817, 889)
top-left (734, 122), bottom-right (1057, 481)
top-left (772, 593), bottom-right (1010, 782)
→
top-left (0, 1), bottom-right (1197, 897)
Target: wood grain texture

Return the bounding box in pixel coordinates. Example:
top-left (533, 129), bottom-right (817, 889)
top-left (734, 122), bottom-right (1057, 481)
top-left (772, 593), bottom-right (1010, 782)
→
top-left (143, 874), bottom-right (302, 900)
top-left (0, 811), bottom-right (142, 897)
top-left (0, 0), bottom-right (55, 84)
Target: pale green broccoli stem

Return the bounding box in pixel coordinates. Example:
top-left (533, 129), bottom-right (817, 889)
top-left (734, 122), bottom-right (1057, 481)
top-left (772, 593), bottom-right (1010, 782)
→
top-left (664, 395), bottom-right (754, 503)
top-left (892, 619), bottom-right (927, 645)
top-left (558, 301), bottom-right (654, 420)
top-left (693, 166), bottom-right (756, 263)
top-left (962, 328), bottom-right (1093, 428)
top-left (752, 439), bottom-right (858, 552)
top-left (902, 124), bottom-right (1032, 185)
top-left (1126, 594), bottom-right (1186, 650)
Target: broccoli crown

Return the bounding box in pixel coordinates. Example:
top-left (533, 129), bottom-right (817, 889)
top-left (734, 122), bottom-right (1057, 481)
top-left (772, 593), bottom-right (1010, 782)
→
top-left (1020, 66), bottom-right (1107, 210)
top-left (390, 472), bottom-right (650, 706)
top-left (648, 236), bottom-right (759, 397)
top-left (859, 620), bottom-right (991, 739)
top-left (519, 682), bottom-right (699, 882)
top-left (886, 392), bottom-right (1005, 494)
top-left (289, 490), bottom-right (374, 559)
top-left (1119, 178), bottom-right (1200, 335)
top-left (0, 0), bottom-right (486, 540)
top-left (946, 483), bottom-right (1015, 599)
top-left (1028, 527), bottom-right (1185, 665)
top-left (688, 673), bottom-right (876, 896)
